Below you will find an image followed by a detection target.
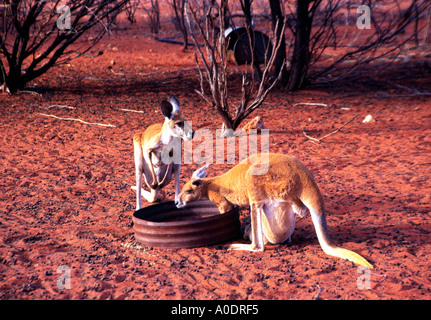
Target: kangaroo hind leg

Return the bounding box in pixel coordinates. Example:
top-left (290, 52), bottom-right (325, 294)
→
top-left (133, 139), bottom-right (159, 209)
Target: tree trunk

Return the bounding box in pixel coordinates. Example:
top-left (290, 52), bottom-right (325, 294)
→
top-left (173, 0), bottom-right (188, 50)
top-left (425, 6), bottom-right (431, 45)
top-left (180, 3), bottom-right (188, 50)
top-left (269, 0), bottom-right (288, 87)
top-left (287, 0), bottom-right (311, 91)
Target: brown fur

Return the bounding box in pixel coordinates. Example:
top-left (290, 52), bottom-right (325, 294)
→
top-left (133, 95), bottom-right (194, 210)
top-left (178, 153), bottom-right (373, 268)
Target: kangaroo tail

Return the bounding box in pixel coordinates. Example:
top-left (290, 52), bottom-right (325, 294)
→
top-left (309, 207), bottom-right (373, 269)
top-left (322, 245), bottom-right (373, 269)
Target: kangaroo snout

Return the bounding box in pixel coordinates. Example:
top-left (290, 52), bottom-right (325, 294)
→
top-left (176, 201), bottom-right (186, 209)
top-left (185, 129), bottom-right (195, 140)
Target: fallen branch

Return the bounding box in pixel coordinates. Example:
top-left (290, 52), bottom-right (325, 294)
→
top-left (386, 80), bottom-right (421, 94)
top-left (109, 67), bottom-right (125, 76)
top-left (372, 272), bottom-right (387, 284)
top-left (59, 75), bottom-right (116, 82)
top-left (294, 102), bottom-right (351, 110)
top-left (136, 67), bottom-right (204, 77)
top-left (38, 105), bottom-right (75, 109)
top-left (17, 90), bottom-right (42, 96)
top-left (155, 37), bottom-right (203, 47)
top-left (120, 108), bottom-right (144, 113)
top-left (384, 80), bottom-right (431, 96)
top-left (303, 114), bottom-right (358, 144)
top-left (37, 113), bottom-right (116, 128)
top-left (378, 92), bottom-right (431, 98)
top-left (294, 102), bottom-right (328, 107)
top-left (313, 285), bottom-right (323, 300)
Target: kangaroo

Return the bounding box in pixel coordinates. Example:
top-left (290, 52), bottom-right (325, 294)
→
top-left (132, 95), bottom-right (194, 210)
top-left (177, 153), bottom-right (373, 268)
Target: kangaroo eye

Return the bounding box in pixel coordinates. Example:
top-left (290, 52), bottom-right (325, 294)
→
top-left (176, 121), bottom-right (184, 128)
top-left (185, 189), bottom-right (193, 194)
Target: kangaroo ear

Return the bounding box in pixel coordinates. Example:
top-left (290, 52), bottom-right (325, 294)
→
top-left (191, 178), bottom-right (204, 187)
top-left (168, 95), bottom-right (180, 115)
top-left (161, 100), bottom-right (174, 120)
top-left (192, 163), bottom-right (209, 179)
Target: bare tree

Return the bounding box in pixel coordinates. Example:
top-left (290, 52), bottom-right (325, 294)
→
top-left (309, 0), bottom-right (431, 82)
top-left (267, 0), bottom-right (431, 90)
top-left (425, 5), bottom-right (431, 45)
top-left (186, 0), bottom-right (285, 136)
top-left (268, 0), bottom-right (289, 87)
top-left (0, 0), bottom-right (128, 93)
top-left (125, 0), bottom-right (141, 24)
top-left (143, 0), bottom-right (160, 34)
top-left (171, 0), bottom-right (188, 50)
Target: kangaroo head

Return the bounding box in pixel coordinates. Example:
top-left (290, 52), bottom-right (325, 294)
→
top-left (161, 95), bottom-right (194, 141)
top-left (176, 163), bottom-right (209, 208)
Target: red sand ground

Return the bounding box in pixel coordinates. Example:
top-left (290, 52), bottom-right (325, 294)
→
top-left (0, 24), bottom-right (430, 300)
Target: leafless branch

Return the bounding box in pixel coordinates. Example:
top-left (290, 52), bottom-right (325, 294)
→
top-left (0, 0), bottom-right (128, 93)
top-left (37, 113), bottom-right (116, 128)
top-left (308, 0), bottom-right (431, 83)
top-left (186, 0), bottom-right (286, 135)
top-left (303, 114), bottom-right (358, 144)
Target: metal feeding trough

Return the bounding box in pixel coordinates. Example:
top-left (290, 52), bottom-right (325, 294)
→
top-left (132, 200), bottom-right (241, 249)
top-left (224, 27), bottom-right (272, 66)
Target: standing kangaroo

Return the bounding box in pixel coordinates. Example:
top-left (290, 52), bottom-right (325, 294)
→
top-left (177, 153), bottom-right (373, 268)
top-left (132, 95), bottom-right (194, 210)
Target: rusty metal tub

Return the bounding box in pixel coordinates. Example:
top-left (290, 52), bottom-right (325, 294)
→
top-left (132, 200), bottom-right (241, 249)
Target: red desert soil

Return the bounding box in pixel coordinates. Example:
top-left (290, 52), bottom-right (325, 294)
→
top-left (0, 28), bottom-right (430, 300)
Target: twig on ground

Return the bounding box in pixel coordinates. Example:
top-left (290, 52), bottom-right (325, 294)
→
top-left (378, 92), bottom-right (431, 98)
top-left (38, 105), bottom-right (75, 109)
top-left (313, 285), bottom-right (323, 300)
top-left (123, 67), bottom-right (203, 77)
top-left (109, 67), bottom-right (125, 76)
top-left (295, 102), bottom-right (351, 110)
top-left (120, 108), bottom-right (144, 113)
top-left (303, 114), bottom-right (358, 144)
top-left (384, 80), bottom-right (431, 96)
top-left (386, 80), bottom-right (421, 94)
top-left (59, 75), bottom-right (115, 82)
top-left (37, 113), bottom-right (116, 127)
top-left (294, 102), bottom-right (328, 107)
top-left (155, 37), bottom-right (203, 47)
top-left (371, 272), bottom-right (387, 283)
top-left (17, 90), bottom-right (42, 96)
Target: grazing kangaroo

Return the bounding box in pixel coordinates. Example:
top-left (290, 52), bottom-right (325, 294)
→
top-left (132, 95), bottom-right (194, 210)
top-left (177, 153), bottom-right (373, 268)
